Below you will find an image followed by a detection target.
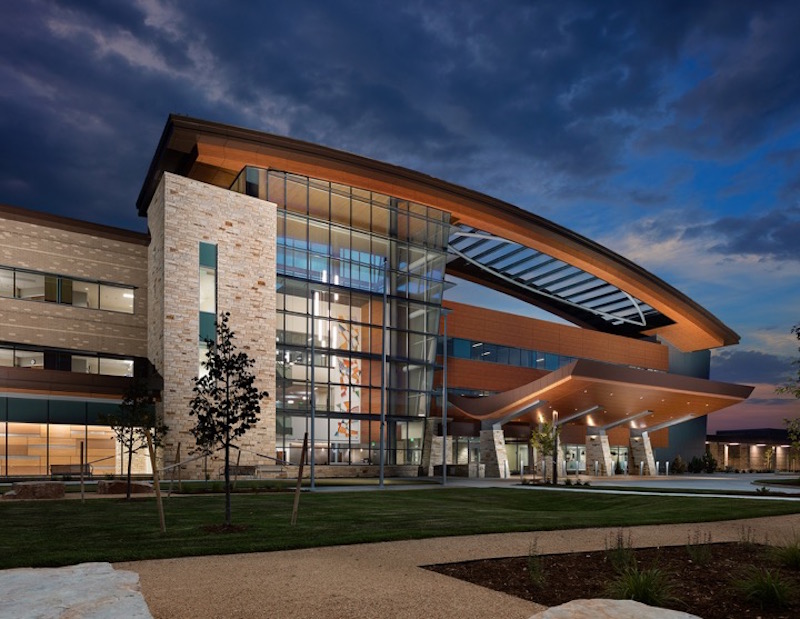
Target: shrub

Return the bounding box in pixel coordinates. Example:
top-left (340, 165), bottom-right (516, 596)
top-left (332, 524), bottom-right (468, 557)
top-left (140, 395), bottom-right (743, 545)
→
top-left (606, 565), bottom-right (677, 607)
top-left (686, 530), bottom-right (713, 565)
top-left (702, 449), bottom-right (718, 473)
top-left (605, 530), bottom-right (636, 573)
top-left (732, 566), bottom-right (795, 609)
top-left (671, 455), bottom-right (687, 474)
top-left (772, 534), bottom-right (800, 570)
top-left (527, 539), bottom-right (545, 587)
top-left (688, 456), bottom-right (704, 474)
top-left (738, 525), bottom-right (758, 549)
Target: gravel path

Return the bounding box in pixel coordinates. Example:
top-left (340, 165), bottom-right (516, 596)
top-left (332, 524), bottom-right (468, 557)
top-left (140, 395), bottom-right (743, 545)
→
top-left (117, 514), bottom-right (800, 619)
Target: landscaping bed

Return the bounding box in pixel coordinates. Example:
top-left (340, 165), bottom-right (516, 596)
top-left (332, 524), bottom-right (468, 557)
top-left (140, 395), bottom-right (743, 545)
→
top-left (427, 541), bottom-right (800, 618)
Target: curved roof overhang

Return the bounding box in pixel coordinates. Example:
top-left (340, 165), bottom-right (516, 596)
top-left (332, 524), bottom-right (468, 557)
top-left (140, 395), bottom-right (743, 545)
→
top-left (136, 114), bottom-right (740, 352)
top-left (448, 359), bottom-right (753, 430)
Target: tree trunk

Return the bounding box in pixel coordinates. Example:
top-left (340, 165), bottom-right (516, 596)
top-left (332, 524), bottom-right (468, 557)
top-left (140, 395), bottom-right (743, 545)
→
top-left (224, 377), bottom-right (231, 526)
top-left (126, 431), bottom-right (134, 500)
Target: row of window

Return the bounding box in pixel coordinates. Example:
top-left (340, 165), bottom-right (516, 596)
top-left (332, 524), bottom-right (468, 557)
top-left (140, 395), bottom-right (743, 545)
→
top-left (278, 275), bottom-right (443, 333)
top-left (275, 414), bottom-right (424, 466)
top-left (0, 344), bottom-right (135, 377)
top-left (0, 266), bottom-right (135, 314)
top-left (235, 167), bottom-right (450, 248)
top-left (440, 337), bottom-right (576, 371)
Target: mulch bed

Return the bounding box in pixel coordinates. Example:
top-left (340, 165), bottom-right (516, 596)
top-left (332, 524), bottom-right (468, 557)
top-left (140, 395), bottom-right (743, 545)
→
top-left (200, 523), bottom-right (248, 534)
top-left (426, 542), bottom-right (800, 618)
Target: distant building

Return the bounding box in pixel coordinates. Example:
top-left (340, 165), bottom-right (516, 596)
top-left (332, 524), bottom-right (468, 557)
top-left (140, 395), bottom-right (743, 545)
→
top-left (708, 429), bottom-right (796, 472)
top-left (0, 115), bottom-right (753, 479)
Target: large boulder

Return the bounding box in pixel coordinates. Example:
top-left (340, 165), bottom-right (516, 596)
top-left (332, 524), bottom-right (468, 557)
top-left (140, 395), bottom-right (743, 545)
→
top-left (532, 599), bottom-right (701, 618)
top-left (3, 481), bottom-right (65, 500)
top-left (97, 480), bottom-right (154, 495)
top-left (0, 562), bottom-right (152, 618)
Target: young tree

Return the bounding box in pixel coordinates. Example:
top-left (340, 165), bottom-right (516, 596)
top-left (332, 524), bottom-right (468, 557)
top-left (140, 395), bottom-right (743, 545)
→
top-left (777, 323), bottom-right (799, 472)
top-left (530, 421), bottom-right (560, 483)
top-left (785, 418), bottom-right (800, 472)
top-left (103, 379), bottom-right (167, 499)
top-left (777, 323), bottom-right (800, 399)
top-left (189, 312), bottom-right (269, 526)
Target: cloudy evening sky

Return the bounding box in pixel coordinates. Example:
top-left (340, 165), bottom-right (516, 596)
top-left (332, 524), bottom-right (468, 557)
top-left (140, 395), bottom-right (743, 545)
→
top-left (1, 0), bottom-right (798, 431)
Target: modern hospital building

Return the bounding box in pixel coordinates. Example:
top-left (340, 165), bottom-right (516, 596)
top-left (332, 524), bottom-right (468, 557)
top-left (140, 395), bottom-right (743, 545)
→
top-left (0, 115), bottom-right (755, 479)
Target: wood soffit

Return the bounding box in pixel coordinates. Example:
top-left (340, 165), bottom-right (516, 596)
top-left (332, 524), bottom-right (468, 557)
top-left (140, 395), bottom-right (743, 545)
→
top-left (136, 115), bottom-right (740, 352)
top-left (448, 359), bottom-right (754, 429)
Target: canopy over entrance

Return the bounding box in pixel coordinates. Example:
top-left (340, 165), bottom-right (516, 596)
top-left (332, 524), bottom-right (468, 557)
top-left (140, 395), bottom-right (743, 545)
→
top-left (448, 359), bottom-right (753, 431)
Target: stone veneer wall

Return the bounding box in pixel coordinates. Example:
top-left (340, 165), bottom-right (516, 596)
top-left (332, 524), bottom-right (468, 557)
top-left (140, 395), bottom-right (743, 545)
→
top-left (0, 214), bottom-right (148, 357)
top-left (420, 419), bottom-right (454, 476)
top-left (148, 173), bottom-right (276, 478)
top-left (480, 429), bottom-right (509, 478)
top-left (629, 432), bottom-right (656, 475)
top-left (585, 434), bottom-right (614, 476)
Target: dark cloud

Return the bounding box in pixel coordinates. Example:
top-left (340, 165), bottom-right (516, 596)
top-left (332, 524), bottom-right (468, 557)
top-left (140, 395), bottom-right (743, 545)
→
top-left (1, 0), bottom-right (800, 232)
top-left (623, 204), bottom-right (800, 263)
top-left (689, 205), bottom-right (800, 262)
top-left (711, 349), bottom-right (794, 384)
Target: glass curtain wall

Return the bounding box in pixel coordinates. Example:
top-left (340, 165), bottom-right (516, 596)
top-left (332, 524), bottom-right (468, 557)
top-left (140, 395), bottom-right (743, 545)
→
top-left (0, 397), bottom-right (129, 477)
top-left (233, 167), bottom-right (449, 467)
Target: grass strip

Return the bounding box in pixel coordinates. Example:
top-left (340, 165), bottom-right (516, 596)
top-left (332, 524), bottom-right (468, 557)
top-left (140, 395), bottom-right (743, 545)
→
top-left (2, 488), bottom-right (800, 569)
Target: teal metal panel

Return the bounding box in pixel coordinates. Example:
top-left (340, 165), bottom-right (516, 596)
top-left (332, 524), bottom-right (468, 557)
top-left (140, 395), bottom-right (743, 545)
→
top-left (87, 401), bottom-right (120, 425)
top-left (7, 397), bottom-right (48, 423)
top-left (199, 311), bottom-right (216, 341)
top-left (49, 400), bottom-right (87, 425)
top-left (199, 242), bottom-right (217, 268)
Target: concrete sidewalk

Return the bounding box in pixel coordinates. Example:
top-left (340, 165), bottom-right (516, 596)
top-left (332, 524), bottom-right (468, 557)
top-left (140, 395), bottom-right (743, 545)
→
top-left (118, 513), bottom-right (800, 619)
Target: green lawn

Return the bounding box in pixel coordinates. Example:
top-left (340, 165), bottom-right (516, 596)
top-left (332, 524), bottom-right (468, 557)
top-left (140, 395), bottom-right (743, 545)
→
top-left (2, 488), bottom-right (800, 569)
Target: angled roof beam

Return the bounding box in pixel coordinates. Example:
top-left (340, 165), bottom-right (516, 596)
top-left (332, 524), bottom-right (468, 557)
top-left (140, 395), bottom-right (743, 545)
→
top-left (489, 399), bottom-right (547, 431)
top-left (589, 410), bottom-right (653, 434)
top-left (555, 405), bottom-right (601, 426)
top-left (637, 415), bottom-right (696, 435)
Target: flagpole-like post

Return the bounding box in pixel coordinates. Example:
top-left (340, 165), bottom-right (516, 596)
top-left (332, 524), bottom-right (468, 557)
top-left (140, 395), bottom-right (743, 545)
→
top-left (379, 258), bottom-right (388, 489)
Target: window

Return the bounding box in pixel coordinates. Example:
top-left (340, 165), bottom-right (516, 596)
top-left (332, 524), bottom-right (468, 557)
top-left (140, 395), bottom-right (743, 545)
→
top-left (199, 242), bottom-right (218, 341)
top-left (100, 284), bottom-right (134, 313)
top-left (67, 280), bottom-right (99, 309)
top-left (0, 266), bottom-right (133, 313)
